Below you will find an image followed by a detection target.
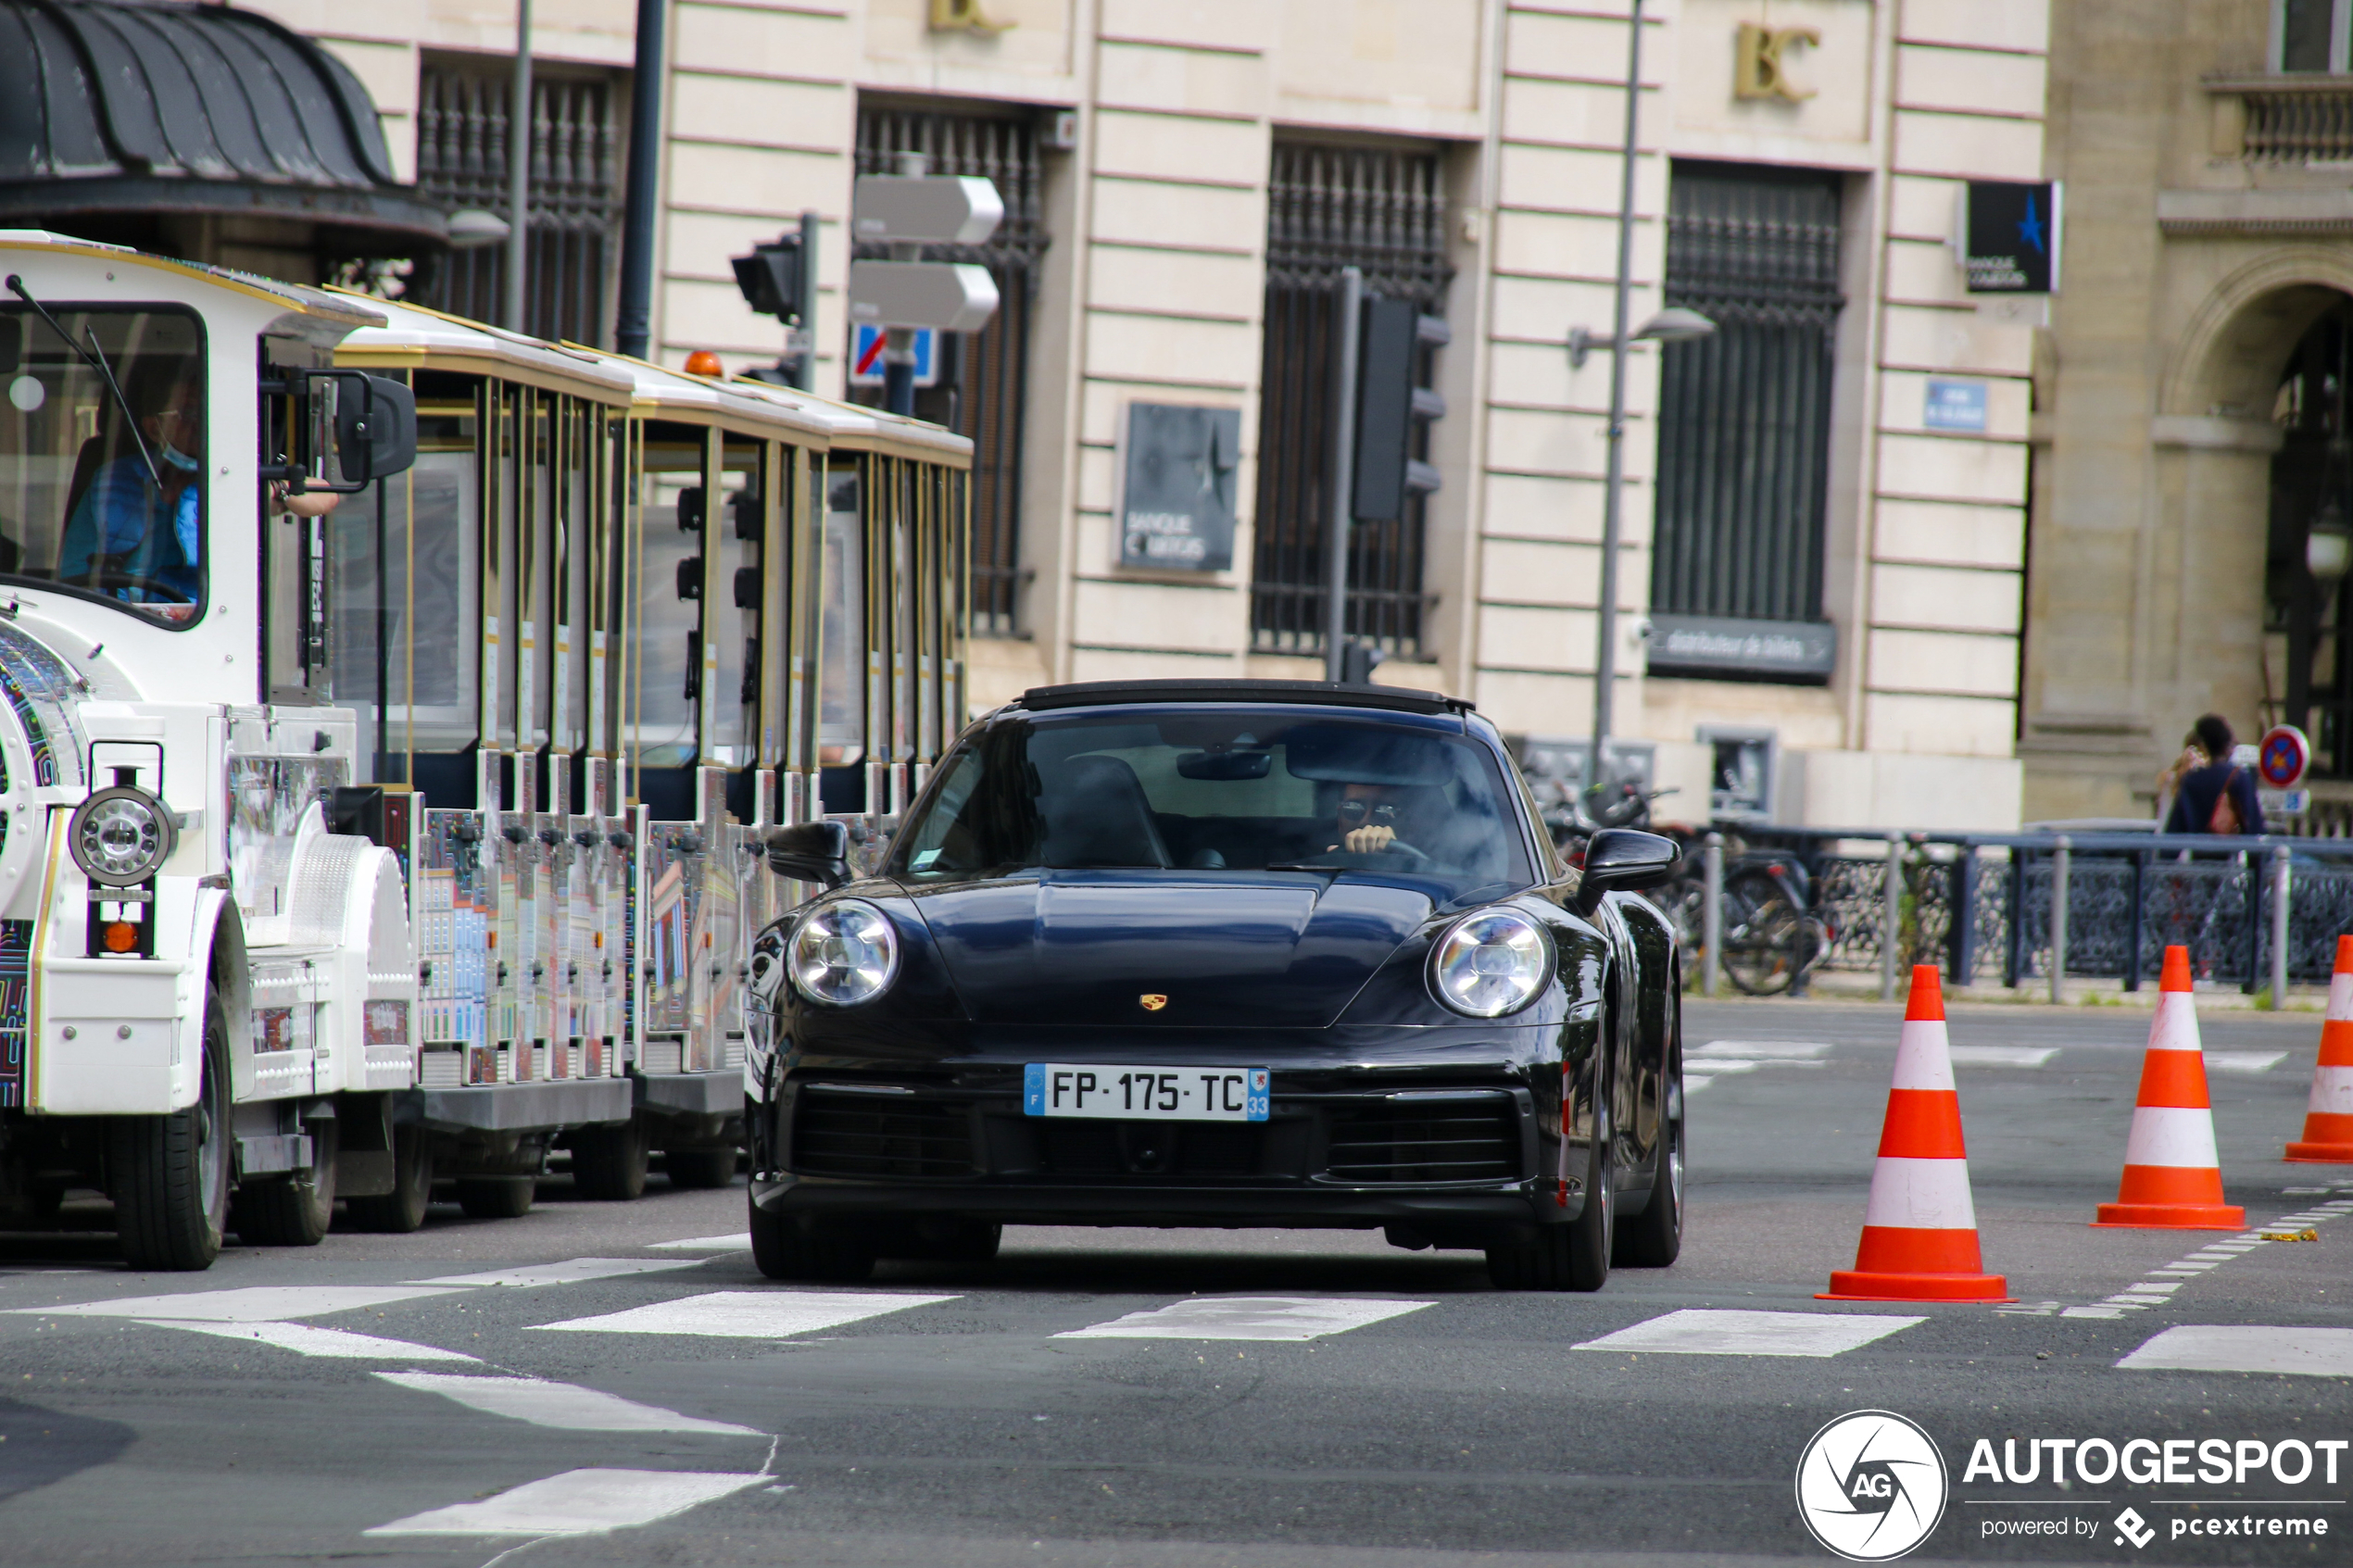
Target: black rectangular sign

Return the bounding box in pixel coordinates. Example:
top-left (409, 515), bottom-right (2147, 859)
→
top-left (1962, 181), bottom-right (2060, 294)
top-left (1647, 614), bottom-right (1837, 683)
top-left (1119, 403), bottom-right (1241, 571)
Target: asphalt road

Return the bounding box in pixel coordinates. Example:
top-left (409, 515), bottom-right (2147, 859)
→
top-left (2, 997), bottom-right (2347, 1567)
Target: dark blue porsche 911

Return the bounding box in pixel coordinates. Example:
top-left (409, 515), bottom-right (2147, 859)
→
top-left (743, 679), bottom-right (1686, 1291)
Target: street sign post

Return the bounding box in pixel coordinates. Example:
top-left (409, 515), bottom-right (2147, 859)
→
top-left (852, 175), bottom-right (1005, 245)
top-left (847, 260), bottom-right (1000, 335)
top-left (849, 173), bottom-right (1005, 413)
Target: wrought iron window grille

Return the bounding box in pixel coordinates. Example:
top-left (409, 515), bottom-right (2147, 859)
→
top-left (1252, 141), bottom-right (1451, 661)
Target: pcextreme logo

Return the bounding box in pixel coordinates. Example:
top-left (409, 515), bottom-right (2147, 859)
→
top-left (1795, 1411), bottom-right (1949, 1562)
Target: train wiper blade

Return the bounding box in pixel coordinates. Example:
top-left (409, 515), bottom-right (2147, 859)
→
top-left (6, 273), bottom-right (163, 488)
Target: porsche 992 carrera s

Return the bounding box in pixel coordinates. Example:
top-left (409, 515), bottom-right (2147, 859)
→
top-left (744, 680), bottom-right (1685, 1291)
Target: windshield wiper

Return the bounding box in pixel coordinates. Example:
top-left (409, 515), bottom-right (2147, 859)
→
top-left (6, 274), bottom-right (162, 488)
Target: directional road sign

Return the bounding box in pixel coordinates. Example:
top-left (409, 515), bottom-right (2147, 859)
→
top-left (848, 260), bottom-right (1000, 334)
top-left (852, 176), bottom-right (1005, 245)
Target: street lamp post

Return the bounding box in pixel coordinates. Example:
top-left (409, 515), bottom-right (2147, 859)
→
top-left (1587, 0), bottom-right (1644, 792)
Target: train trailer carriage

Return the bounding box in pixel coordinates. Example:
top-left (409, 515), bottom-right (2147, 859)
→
top-left (0, 230), bottom-right (974, 1266)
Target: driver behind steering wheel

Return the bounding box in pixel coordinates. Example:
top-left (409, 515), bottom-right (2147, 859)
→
top-left (57, 369), bottom-right (206, 607)
top-left (1327, 781), bottom-right (1441, 856)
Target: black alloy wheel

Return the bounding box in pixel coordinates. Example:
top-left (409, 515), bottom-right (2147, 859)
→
top-left (1614, 1058), bottom-right (1684, 1268)
top-left (749, 1199), bottom-right (877, 1283)
top-left (1487, 1097), bottom-right (1612, 1292)
top-left (111, 994), bottom-right (232, 1271)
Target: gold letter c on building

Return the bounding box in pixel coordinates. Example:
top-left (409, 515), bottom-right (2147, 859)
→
top-left (1734, 23), bottom-right (1820, 103)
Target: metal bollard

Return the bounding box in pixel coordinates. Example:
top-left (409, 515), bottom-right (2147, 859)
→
top-left (1701, 832), bottom-right (1724, 997)
top-left (2049, 835), bottom-right (2070, 1006)
top-left (2271, 843), bottom-right (2292, 1010)
top-left (1880, 833), bottom-right (1903, 1001)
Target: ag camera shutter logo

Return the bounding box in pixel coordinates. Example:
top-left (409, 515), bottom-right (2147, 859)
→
top-left (1795, 1411), bottom-right (1948, 1561)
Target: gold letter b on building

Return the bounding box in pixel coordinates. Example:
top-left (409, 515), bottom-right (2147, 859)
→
top-left (1734, 23), bottom-right (1819, 102)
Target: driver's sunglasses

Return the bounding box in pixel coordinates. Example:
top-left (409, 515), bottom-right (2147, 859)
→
top-left (1337, 800), bottom-right (1399, 827)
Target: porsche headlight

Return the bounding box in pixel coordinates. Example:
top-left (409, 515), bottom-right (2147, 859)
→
top-left (788, 899), bottom-right (900, 1007)
top-left (1428, 909), bottom-right (1551, 1018)
top-left (69, 785), bottom-right (176, 887)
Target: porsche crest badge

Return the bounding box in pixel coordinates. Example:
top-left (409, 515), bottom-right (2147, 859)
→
top-left (1139, 994), bottom-right (1168, 1011)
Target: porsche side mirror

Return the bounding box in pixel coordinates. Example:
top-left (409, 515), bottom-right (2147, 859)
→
top-left (764, 820), bottom-right (850, 887)
top-left (1573, 828), bottom-right (1680, 914)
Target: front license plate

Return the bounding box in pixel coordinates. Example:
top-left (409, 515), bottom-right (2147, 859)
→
top-left (1024, 1064), bottom-right (1270, 1122)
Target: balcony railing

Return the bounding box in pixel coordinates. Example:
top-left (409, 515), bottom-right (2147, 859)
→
top-left (2208, 75), bottom-right (2353, 163)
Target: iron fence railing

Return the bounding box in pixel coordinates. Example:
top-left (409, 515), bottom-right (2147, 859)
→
top-left (1737, 827), bottom-right (2353, 994)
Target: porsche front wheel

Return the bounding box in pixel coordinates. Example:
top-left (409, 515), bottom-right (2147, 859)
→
top-left (1489, 1106), bottom-right (1612, 1292)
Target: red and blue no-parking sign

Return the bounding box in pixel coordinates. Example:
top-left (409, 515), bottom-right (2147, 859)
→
top-left (2259, 724), bottom-right (2310, 790)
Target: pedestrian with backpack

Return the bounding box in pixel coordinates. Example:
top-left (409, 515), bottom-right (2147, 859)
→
top-left (2161, 713), bottom-right (2265, 836)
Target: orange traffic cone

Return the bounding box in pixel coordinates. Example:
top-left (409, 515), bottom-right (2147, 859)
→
top-left (1821, 966), bottom-right (2007, 1301)
top-left (2286, 935), bottom-right (2353, 1162)
top-left (2094, 946), bottom-right (2246, 1228)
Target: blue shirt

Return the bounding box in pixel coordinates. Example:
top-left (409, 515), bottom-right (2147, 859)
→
top-left (58, 455), bottom-right (201, 604)
top-left (2164, 761), bottom-right (2264, 836)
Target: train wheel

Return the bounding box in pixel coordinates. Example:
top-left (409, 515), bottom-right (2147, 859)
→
top-left (663, 1147), bottom-right (738, 1189)
top-left (111, 996), bottom-right (231, 1271)
top-left (343, 1124), bottom-right (435, 1233)
top-left (233, 1117), bottom-right (339, 1247)
top-left (570, 1117), bottom-right (648, 1201)
top-left (455, 1175), bottom-right (535, 1220)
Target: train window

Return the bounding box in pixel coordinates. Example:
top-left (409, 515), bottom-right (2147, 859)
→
top-left (633, 424), bottom-right (704, 770)
top-left (821, 464), bottom-right (864, 767)
top-left (333, 445), bottom-right (482, 759)
top-left (0, 307), bottom-right (208, 624)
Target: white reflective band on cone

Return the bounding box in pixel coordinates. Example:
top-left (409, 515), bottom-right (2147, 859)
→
top-left (2330, 971), bottom-right (2353, 1022)
top-left (1860, 1155), bottom-right (1982, 1231)
top-left (2120, 1104), bottom-right (2224, 1169)
top-left (1890, 1020), bottom-right (1957, 1091)
top-left (2148, 992), bottom-right (2202, 1053)
top-left (2307, 1066), bottom-right (2353, 1115)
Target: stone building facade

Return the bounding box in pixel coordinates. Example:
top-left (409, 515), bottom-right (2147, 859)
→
top-left (2027, 0), bottom-right (2353, 827)
top-left (244, 0), bottom-right (2050, 830)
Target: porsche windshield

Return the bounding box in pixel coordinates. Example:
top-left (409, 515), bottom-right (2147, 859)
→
top-left (892, 708), bottom-right (1534, 889)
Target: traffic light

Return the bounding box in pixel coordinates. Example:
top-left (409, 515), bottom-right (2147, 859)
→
top-left (1352, 295), bottom-right (1449, 523)
top-left (731, 236), bottom-right (806, 320)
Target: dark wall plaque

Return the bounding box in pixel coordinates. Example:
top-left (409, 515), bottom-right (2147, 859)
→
top-left (1119, 402), bottom-right (1241, 571)
top-left (1647, 614), bottom-right (1837, 684)
top-left (1962, 181), bottom-right (2060, 294)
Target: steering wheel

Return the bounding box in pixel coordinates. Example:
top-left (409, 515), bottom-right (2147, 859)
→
top-left (1370, 839), bottom-right (1433, 868)
top-left (88, 572), bottom-right (195, 605)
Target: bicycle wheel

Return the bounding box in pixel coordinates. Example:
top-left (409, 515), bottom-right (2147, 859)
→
top-left (1722, 893), bottom-right (1807, 996)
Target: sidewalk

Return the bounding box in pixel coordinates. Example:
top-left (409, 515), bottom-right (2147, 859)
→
top-left (1720, 968), bottom-right (2332, 1012)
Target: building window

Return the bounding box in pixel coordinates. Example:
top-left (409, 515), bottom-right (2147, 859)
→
top-left (852, 104), bottom-right (1049, 638)
top-left (2278, 0), bottom-right (2350, 72)
top-left (413, 56), bottom-right (623, 346)
top-left (1650, 162), bottom-right (1843, 635)
top-left (1252, 141), bottom-right (1450, 660)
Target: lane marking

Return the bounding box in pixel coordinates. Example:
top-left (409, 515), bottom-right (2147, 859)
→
top-left (376, 1372), bottom-right (761, 1435)
top-left (531, 1289), bottom-right (957, 1338)
top-left (413, 1258), bottom-right (705, 1289)
top-left (365, 1468), bottom-right (765, 1537)
top-left (1056, 1296), bottom-right (1435, 1341)
top-left (10, 1285), bottom-right (463, 1322)
top-left (2119, 1324), bottom-right (2353, 1378)
top-left (646, 1233), bottom-right (753, 1251)
top-left (2205, 1050), bottom-right (2288, 1075)
top-left (1695, 1041), bottom-right (1831, 1059)
top-left (1945, 1046), bottom-right (2057, 1069)
top-left (1573, 1309), bottom-right (1923, 1358)
top-left (135, 1320), bottom-right (479, 1361)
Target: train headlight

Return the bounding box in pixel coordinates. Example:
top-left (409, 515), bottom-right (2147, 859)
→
top-left (1428, 909), bottom-right (1552, 1018)
top-left (69, 785), bottom-right (177, 886)
top-left (788, 899), bottom-right (900, 1007)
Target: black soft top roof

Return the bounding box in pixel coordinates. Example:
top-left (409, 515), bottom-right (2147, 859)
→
top-left (1012, 679), bottom-right (1473, 716)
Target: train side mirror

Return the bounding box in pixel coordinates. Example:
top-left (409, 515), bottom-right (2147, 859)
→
top-left (1573, 828), bottom-right (1680, 914)
top-left (333, 373), bottom-right (417, 485)
top-left (764, 820), bottom-right (850, 888)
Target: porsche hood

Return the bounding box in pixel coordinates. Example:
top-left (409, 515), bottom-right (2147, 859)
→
top-left (903, 871), bottom-right (1435, 1028)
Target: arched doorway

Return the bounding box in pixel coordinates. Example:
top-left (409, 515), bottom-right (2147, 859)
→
top-left (2269, 295), bottom-right (2353, 776)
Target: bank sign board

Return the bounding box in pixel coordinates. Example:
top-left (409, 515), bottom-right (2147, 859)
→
top-left (1118, 402), bottom-right (1241, 571)
top-left (1646, 614), bottom-right (1837, 683)
top-left (1961, 181), bottom-right (2061, 294)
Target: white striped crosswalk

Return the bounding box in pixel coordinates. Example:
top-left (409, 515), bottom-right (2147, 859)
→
top-left (531, 1288), bottom-right (958, 1338)
top-left (412, 1258), bottom-right (706, 1289)
top-left (1055, 1297), bottom-right (1434, 1341)
top-left (366, 1468), bottom-right (767, 1537)
top-left (376, 1371), bottom-right (761, 1435)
